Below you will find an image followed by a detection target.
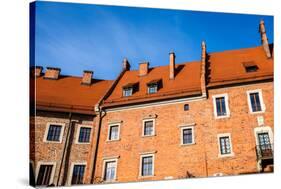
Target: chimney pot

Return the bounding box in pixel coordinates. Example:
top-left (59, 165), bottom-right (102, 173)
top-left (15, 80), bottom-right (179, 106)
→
top-left (169, 52), bottom-right (175, 79)
top-left (139, 62), bottom-right (149, 76)
top-left (259, 20), bottom-right (271, 58)
top-left (44, 67), bottom-right (61, 80)
top-left (82, 70), bottom-right (93, 85)
top-left (123, 58), bottom-right (131, 71)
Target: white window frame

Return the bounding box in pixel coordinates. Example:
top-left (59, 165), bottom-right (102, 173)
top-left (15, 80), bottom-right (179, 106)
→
top-left (43, 122), bottom-right (65, 143)
top-left (75, 125), bottom-right (92, 144)
top-left (102, 157), bottom-right (119, 182)
top-left (212, 93), bottom-right (230, 119)
top-left (147, 83), bottom-right (158, 94)
top-left (139, 152), bottom-right (155, 178)
top-left (35, 161), bottom-right (57, 186)
top-left (246, 89), bottom-right (266, 114)
top-left (67, 162), bottom-right (87, 186)
top-left (180, 125), bottom-right (195, 146)
top-left (142, 118), bottom-right (156, 137)
top-left (217, 133), bottom-right (234, 158)
top-left (123, 87), bottom-right (133, 97)
top-left (107, 123), bottom-right (121, 141)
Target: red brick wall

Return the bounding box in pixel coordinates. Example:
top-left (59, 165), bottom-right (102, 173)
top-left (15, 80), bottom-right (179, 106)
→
top-left (30, 111), bottom-right (96, 185)
top-left (94, 81), bottom-right (273, 183)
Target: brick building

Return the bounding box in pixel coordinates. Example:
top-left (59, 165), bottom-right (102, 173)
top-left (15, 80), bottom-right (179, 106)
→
top-left (30, 20), bottom-right (273, 187)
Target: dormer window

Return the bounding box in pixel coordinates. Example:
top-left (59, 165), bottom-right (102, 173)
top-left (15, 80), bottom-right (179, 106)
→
top-left (243, 61), bottom-right (258, 73)
top-left (122, 82), bottom-right (138, 97)
top-left (123, 87), bottom-right (133, 97)
top-left (147, 79), bottom-right (161, 94)
top-left (148, 83), bottom-right (158, 94)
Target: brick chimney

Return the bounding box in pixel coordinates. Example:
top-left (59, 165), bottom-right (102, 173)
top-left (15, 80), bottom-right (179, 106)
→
top-left (139, 62), bottom-right (149, 76)
top-left (200, 41), bottom-right (207, 96)
top-left (123, 58), bottom-right (131, 71)
top-left (169, 52), bottom-right (175, 79)
top-left (44, 67), bottom-right (61, 80)
top-left (259, 20), bottom-right (271, 58)
top-left (81, 70), bottom-right (93, 85)
top-left (31, 66), bottom-right (43, 77)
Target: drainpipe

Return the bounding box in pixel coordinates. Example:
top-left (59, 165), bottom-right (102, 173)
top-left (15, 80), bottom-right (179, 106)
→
top-left (90, 107), bottom-right (106, 183)
top-left (56, 112), bottom-right (72, 186)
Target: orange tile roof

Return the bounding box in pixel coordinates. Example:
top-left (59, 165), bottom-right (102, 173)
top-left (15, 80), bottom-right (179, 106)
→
top-left (33, 75), bottom-right (113, 114)
top-left (207, 45), bottom-right (273, 87)
top-left (103, 45), bottom-right (273, 107)
top-left (103, 61), bottom-right (202, 107)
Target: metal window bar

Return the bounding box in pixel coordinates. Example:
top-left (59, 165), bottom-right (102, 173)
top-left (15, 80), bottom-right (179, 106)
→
top-left (256, 143), bottom-right (274, 159)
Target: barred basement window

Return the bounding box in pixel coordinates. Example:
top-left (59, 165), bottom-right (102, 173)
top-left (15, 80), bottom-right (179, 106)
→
top-left (36, 165), bottom-right (53, 186)
top-left (71, 165), bottom-right (85, 185)
top-left (219, 136), bottom-right (231, 155)
top-left (184, 104), bottom-right (189, 111)
top-left (46, 125), bottom-right (62, 142)
top-left (78, 127), bottom-right (91, 143)
top-left (141, 155), bottom-right (154, 176)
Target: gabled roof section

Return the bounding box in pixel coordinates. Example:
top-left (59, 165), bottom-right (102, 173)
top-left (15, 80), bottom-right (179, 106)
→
top-left (103, 61), bottom-right (202, 107)
top-left (33, 75), bottom-right (113, 114)
top-left (207, 45), bottom-right (273, 87)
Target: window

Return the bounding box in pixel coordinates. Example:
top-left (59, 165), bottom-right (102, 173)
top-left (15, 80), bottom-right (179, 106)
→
top-left (108, 124), bottom-right (120, 141)
top-left (71, 165), bottom-right (85, 185)
top-left (243, 61), bottom-right (258, 73)
top-left (218, 133), bottom-right (233, 157)
top-left (77, 127), bottom-right (91, 143)
top-left (245, 65), bottom-right (258, 72)
top-left (183, 128), bottom-right (193, 144)
top-left (123, 87), bottom-right (133, 97)
top-left (212, 94), bottom-right (230, 118)
top-left (103, 159), bottom-right (117, 182)
top-left (140, 155), bottom-right (154, 177)
top-left (184, 104), bottom-right (189, 111)
top-left (36, 164), bottom-right (54, 186)
top-left (142, 119), bottom-right (155, 136)
top-left (247, 89), bottom-right (265, 113)
top-left (44, 123), bottom-right (65, 143)
top-left (180, 125), bottom-right (195, 145)
top-left (147, 83), bottom-right (158, 94)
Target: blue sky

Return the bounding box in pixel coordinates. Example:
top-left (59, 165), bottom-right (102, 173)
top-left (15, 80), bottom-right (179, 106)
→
top-left (34, 1), bottom-right (273, 80)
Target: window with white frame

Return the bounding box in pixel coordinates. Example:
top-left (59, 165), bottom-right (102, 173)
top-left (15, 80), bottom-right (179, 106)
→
top-left (247, 89), bottom-right (265, 113)
top-left (147, 83), bottom-right (158, 94)
top-left (218, 133), bottom-right (233, 156)
top-left (70, 164), bottom-right (85, 185)
top-left (108, 124), bottom-right (120, 141)
top-left (143, 119), bottom-right (155, 136)
top-left (212, 94), bottom-right (230, 118)
top-left (103, 159), bottom-right (117, 182)
top-left (44, 123), bottom-right (64, 143)
top-left (180, 125), bottom-right (195, 145)
top-left (123, 87), bottom-right (133, 97)
top-left (36, 162), bottom-right (56, 186)
top-left (140, 154), bottom-right (154, 177)
top-left (76, 126), bottom-right (91, 143)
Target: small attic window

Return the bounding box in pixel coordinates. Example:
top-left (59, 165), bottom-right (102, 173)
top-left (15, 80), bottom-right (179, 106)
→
top-left (147, 79), bottom-right (161, 94)
top-left (122, 82), bottom-right (138, 97)
top-left (243, 61), bottom-right (258, 73)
